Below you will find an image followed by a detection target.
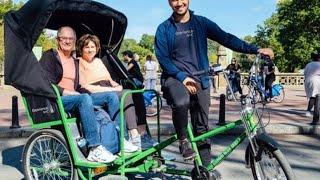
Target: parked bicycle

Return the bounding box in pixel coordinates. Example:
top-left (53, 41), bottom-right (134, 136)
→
top-left (247, 57), bottom-right (285, 104)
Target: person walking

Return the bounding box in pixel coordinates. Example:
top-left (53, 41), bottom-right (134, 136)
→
top-left (304, 50), bottom-right (320, 122)
top-left (144, 55), bottom-right (158, 90)
top-left (155, 0), bottom-right (274, 167)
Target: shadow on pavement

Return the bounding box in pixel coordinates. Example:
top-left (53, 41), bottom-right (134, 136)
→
top-left (2, 145), bottom-right (24, 174)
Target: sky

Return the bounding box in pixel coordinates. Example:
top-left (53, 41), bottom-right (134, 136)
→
top-left (98, 0), bottom-right (278, 41)
top-left (14, 0), bottom-right (278, 41)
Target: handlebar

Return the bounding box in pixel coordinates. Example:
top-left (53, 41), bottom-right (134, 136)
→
top-left (192, 53), bottom-right (271, 77)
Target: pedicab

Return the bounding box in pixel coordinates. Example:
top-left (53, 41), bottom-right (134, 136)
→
top-left (4, 0), bottom-right (295, 179)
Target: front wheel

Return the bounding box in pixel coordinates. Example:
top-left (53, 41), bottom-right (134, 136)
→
top-left (248, 145), bottom-right (295, 180)
top-left (23, 129), bottom-right (74, 180)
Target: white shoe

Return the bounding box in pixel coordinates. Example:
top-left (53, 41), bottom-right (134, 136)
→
top-left (123, 139), bottom-right (139, 153)
top-left (87, 145), bottom-right (116, 163)
top-left (305, 111), bottom-right (312, 117)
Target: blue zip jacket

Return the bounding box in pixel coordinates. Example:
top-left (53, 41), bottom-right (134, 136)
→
top-left (155, 11), bottom-right (258, 89)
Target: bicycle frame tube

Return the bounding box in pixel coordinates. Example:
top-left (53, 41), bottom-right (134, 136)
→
top-left (184, 105), bottom-right (258, 171)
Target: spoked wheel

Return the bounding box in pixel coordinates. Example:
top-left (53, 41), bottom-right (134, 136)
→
top-left (23, 129), bottom-right (74, 180)
top-left (249, 88), bottom-right (261, 104)
top-left (248, 145), bottom-right (295, 180)
top-left (191, 166), bottom-right (213, 180)
top-left (273, 88), bottom-right (285, 103)
top-left (145, 95), bottom-right (163, 117)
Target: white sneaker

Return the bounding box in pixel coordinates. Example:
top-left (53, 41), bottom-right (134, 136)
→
top-left (87, 145), bottom-right (116, 163)
top-left (123, 139), bottom-right (139, 153)
top-left (306, 111), bottom-right (312, 117)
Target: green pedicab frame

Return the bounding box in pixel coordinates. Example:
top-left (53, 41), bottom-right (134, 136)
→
top-left (22, 84), bottom-right (262, 179)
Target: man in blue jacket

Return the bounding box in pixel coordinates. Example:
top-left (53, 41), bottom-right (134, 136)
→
top-left (155, 0), bottom-right (274, 166)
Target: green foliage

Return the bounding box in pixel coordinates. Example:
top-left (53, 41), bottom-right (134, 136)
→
top-left (35, 32), bottom-right (56, 51)
top-left (118, 38), bottom-right (152, 65)
top-left (139, 34), bottom-right (155, 53)
top-left (254, 0), bottom-right (320, 72)
top-left (0, 0), bottom-right (23, 71)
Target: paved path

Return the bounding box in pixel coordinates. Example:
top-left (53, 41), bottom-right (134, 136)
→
top-left (0, 86), bottom-right (319, 137)
top-left (1, 135), bottom-right (319, 179)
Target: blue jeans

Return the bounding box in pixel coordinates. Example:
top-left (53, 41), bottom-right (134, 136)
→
top-left (90, 91), bottom-right (120, 124)
top-left (90, 92), bottom-right (128, 137)
top-left (62, 94), bottom-right (100, 147)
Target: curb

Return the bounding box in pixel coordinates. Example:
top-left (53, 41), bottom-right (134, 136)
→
top-left (148, 123), bottom-right (320, 136)
top-left (1, 123), bottom-right (319, 138)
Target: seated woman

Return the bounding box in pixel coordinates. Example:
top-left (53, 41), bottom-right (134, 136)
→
top-left (77, 34), bottom-right (158, 150)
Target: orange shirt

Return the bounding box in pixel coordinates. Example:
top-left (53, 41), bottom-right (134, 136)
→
top-left (58, 56), bottom-right (76, 91)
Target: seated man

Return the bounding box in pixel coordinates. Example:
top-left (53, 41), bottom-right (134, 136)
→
top-left (39, 26), bottom-right (123, 162)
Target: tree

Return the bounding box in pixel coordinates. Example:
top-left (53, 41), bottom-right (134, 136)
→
top-left (139, 34), bottom-right (154, 53)
top-left (118, 38), bottom-right (152, 65)
top-left (0, 0), bottom-right (24, 72)
top-left (254, 0), bottom-right (320, 72)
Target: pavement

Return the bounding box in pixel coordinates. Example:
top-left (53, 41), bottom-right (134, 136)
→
top-left (0, 85), bottom-right (319, 138)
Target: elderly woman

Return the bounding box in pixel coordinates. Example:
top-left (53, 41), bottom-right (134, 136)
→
top-left (77, 34), bottom-right (157, 150)
top-left (304, 51), bottom-right (320, 121)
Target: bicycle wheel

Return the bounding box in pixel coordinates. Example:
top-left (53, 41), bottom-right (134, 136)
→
top-left (146, 96), bottom-right (162, 117)
top-left (248, 87), bottom-right (260, 104)
top-left (273, 88), bottom-right (285, 103)
top-left (23, 129), bottom-right (74, 180)
top-left (248, 145), bottom-right (295, 180)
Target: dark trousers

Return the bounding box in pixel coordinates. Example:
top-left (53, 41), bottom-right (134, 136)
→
top-left (265, 74), bottom-right (275, 99)
top-left (162, 77), bottom-right (211, 166)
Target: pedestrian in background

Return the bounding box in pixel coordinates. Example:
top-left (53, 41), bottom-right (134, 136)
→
top-left (304, 50), bottom-right (320, 120)
top-left (144, 55), bottom-right (158, 90)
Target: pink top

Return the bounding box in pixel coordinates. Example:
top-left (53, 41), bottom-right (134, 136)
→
top-left (58, 56), bottom-right (76, 91)
top-left (79, 57), bottom-right (111, 84)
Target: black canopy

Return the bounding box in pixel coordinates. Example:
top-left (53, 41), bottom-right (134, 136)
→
top-left (4, 0), bottom-right (127, 97)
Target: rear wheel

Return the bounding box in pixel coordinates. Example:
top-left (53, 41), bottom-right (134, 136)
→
top-left (248, 87), bottom-right (261, 104)
top-left (273, 88), bottom-right (285, 103)
top-left (23, 129), bottom-right (74, 180)
top-left (248, 145), bottom-right (295, 180)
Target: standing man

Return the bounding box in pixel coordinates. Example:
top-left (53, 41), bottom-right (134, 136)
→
top-left (40, 26), bottom-right (118, 163)
top-left (155, 0), bottom-right (274, 167)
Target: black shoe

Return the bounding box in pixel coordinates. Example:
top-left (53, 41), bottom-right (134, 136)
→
top-left (179, 140), bottom-right (196, 160)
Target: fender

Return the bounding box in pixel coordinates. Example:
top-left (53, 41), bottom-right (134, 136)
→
top-left (245, 133), bottom-right (279, 167)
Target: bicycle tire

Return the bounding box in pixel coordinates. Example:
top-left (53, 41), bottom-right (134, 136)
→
top-left (273, 88), bottom-right (285, 103)
top-left (23, 129), bottom-right (74, 180)
top-left (248, 87), bottom-right (260, 104)
top-left (146, 96), bottom-right (163, 117)
top-left (248, 145), bottom-right (295, 180)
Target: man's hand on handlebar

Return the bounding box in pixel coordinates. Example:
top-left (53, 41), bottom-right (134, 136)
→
top-left (183, 77), bottom-right (200, 94)
top-left (258, 48), bottom-right (274, 60)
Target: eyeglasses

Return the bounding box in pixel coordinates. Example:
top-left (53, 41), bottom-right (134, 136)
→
top-left (58, 36), bottom-right (75, 42)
